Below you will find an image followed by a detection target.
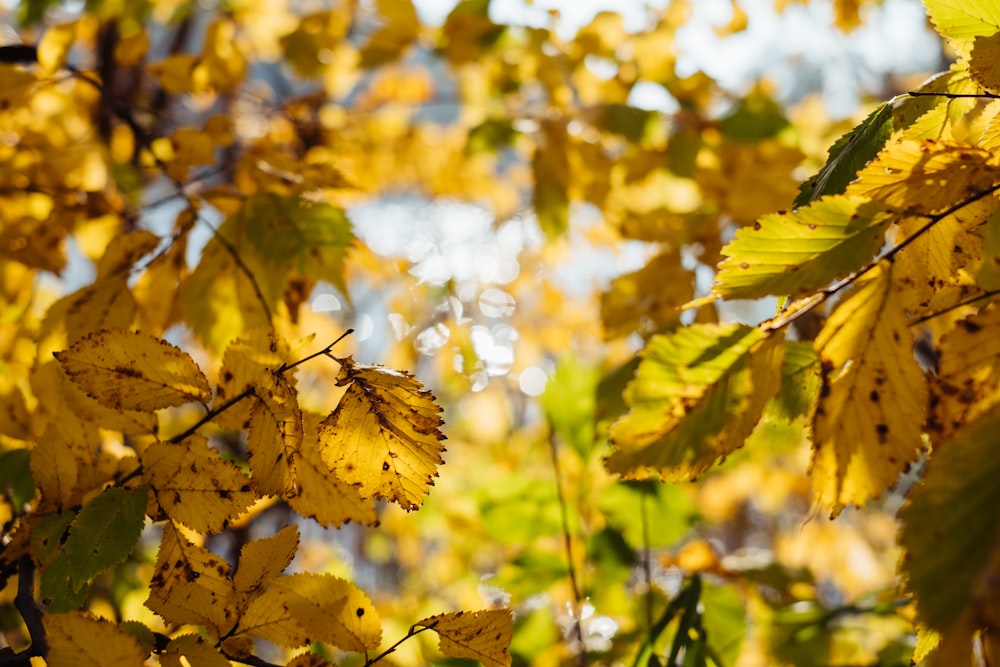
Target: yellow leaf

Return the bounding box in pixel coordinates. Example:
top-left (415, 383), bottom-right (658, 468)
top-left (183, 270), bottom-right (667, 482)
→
top-left (39, 275), bottom-right (137, 348)
top-left (928, 305), bottom-right (1000, 443)
top-left (38, 22), bottom-right (77, 73)
top-left (214, 329), bottom-right (293, 430)
top-left (846, 139), bottom-right (1000, 215)
top-left (146, 522), bottom-right (237, 638)
top-left (247, 372), bottom-right (302, 496)
top-left (56, 330), bottom-right (211, 412)
top-left (45, 611), bottom-right (146, 667)
top-left (30, 423), bottom-right (81, 512)
top-left (234, 525), bottom-right (299, 602)
top-left (811, 262), bottom-right (927, 513)
top-left (95, 230), bottom-right (159, 280)
top-left (286, 420), bottom-right (378, 527)
top-left (142, 436), bottom-right (256, 534)
top-left (148, 54), bottom-right (206, 95)
top-left (161, 634), bottom-right (231, 667)
top-left (271, 573), bottom-right (381, 652)
top-left (237, 588), bottom-right (311, 649)
top-left (203, 18), bottom-right (247, 92)
top-left (286, 654), bottom-right (337, 667)
top-left (319, 357), bottom-right (446, 510)
top-left (416, 609), bottom-right (514, 667)
top-left (114, 29), bottom-right (150, 67)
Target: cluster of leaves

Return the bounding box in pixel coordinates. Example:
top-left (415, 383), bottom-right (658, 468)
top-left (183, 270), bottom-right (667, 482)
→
top-left (3, 0), bottom-right (1000, 665)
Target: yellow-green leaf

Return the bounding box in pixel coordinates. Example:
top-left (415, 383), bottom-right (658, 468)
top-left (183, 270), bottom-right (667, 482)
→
top-left (55, 330), bottom-right (211, 411)
top-left (715, 195), bottom-right (893, 299)
top-left (45, 612), bottom-right (146, 667)
top-left (533, 119), bottom-right (571, 239)
top-left (601, 249), bottom-right (693, 338)
top-left (607, 324), bottom-right (784, 480)
top-left (900, 407), bottom-right (1000, 634)
top-left (416, 609), bottom-right (514, 667)
top-left (142, 437), bottom-right (256, 534)
top-left (811, 262), bottom-right (926, 513)
top-left (319, 358), bottom-right (446, 510)
top-left (924, 0), bottom-right (1000, 42)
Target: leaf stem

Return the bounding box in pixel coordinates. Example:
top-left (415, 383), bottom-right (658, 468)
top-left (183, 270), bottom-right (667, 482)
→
top-left (167, 386), bottom-right (257, 444)
top-left (909, 287), bottom-right (1000, 326)
top-left (547, 431), bottom-right (588, 667)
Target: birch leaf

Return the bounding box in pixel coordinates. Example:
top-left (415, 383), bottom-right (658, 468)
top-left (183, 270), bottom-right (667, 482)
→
top-left (142, 436), bottom-right (256, 534)
top-left (416, 609), bottom-right (514, 667)
top-left (234, 525), bottom-right (299, 601)
top-left (607, 324), bottom-right (784, 480)
top-left (55, 330), bottom-right (211, 411)
top-left (45, 612), bottom-right (146, 667)
top-left (319, 357), bottom-right (446, 510)
top-left (811, 262), bottom-right (927, 514)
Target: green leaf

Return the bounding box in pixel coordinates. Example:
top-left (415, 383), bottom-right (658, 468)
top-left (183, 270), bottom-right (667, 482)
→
top-left (924, 0), bottom-right (1000, 42)
top-left (719, 89), bottom-right (789, 142)
top-left (794, 102), bottom-right (893, 208)
top-left (41, 485), bottom-right (148, 611)
top-left (598, 481), bottom-right (696, 548)
top-left (0, 448), bottom-right (35, 510)
top-left (900, 407), bottom-right (1000, 633)
top-left (467, 119), bottom-right (517, 154)
top-left (607, 325), bottom-right (785, 480)
top-left (31, 510), bottom-right (76, 564)
top-left (540, 355), bottom-right (599, 456)
top-left (766, 340), bottom-right (820, 424)
top-left (599, 104), bottom-right (656, 142)
top-left (240, 193), bottom-right (355, 296)
top-left (715, 195), bottom-right (892, 299)
top-left (700, 582), bottom-right (746, 667)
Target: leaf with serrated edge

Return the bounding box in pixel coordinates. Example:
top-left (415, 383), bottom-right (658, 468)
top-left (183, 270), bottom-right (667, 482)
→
top-left (416, 609), bottom-right (514, 667)
top-left (924, 0), bottom-right (1000, 42)
top-left (238, 587), bottom-right (311, 648)
top-left (928, 305), bottom-right (1000, 443)
top-left (715, 195), bottom-right (892, 299)
top-left (845, 139), bottom-right (1000, 216)
top-left (262, 573), bottom-right (381, 652)
top-left (146, 522), bottom-right (236, 638)
top-left (214, 329), bottom-right (294, 431)
top-left (794, 102), bottom-right (893, 208)
top-left (319, 358), bottom-right (446, 510)
top-left (234, 525), bottom-right (299, 602)
top-left (45, 611), bottom-right (146, 667)
top-left (142, 436), bottom-right (255, 533)
top-left (247, 372), bottom-right (302, 496)
top-left (55, 330), bottom-right (211, 411)
top-left (286, 428), bottom-right (377, 527)
top-left (161, 634), bottom-right (231, 667)
top-left (286, 653), bottom-right (337, 667)
top-left (607, 325), bottom-right (784, 480)
top-left (901, 407), bottom-right (1000, 635)
top-left (811, 262), bottom-right (926, 514)
top-left (41, 485), bottom-right (147, 611)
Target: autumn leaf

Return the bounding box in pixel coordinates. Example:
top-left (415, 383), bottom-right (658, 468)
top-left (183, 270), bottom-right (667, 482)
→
top-left (142, 436), bottom-right (256, 533)
top-left (416, 609), bottom-right (514, 667)
top-left (146, 522), bottom-right (237, 638)
top-left (241, 573), bottom-right (382, 652)
top-left (607, 324), bottom-right (784, 480)
top-left (160, 634), bottom-right (231, 667)
top-left (319, 357), bottom-right (446, 510)
top-left (811, 262), bottom-right (926, 513)
top-left (533, 119), bottom-right (571, 239)
top-left (55, 330), bottom-right (211, 411)
top-left (928, 305), bottom-right (1000, 443)
top-left (900, 407), bottom-right (1000, 637)
top-left (601, 249), bottom-right (693, 338)
top-left (246, 371), bottom-right (303, 496)
top-left (45, 611), bottom-right (147, 667)
top-left (845, 139), bottom-right (1000, 216)
top-left (233, 525), bottom-right (299, 603)
top-left (924, 0), bottom-right (1000, 42)
top-left (715, 195), bottom-right (893, 299)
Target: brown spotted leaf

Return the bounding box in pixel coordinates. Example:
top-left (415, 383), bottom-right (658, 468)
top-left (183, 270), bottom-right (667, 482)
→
top-left (416, 609), bottom-right (513, 667)
top-left (55, 330), bottom-right (211, 412)
top-left (318, 357), bottom-right (445, 511)
top-left (811, 261), bottom-right (927, 514)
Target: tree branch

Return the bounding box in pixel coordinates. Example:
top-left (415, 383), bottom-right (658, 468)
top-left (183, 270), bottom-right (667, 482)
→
top-left (364, 623), bottom-right (436, 666)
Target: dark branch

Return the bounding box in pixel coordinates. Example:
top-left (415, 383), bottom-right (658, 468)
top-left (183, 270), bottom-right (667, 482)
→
top-left (365, 623), bottom-right (436, 666)
top-left (907, 90), bottom-right (1000, 100)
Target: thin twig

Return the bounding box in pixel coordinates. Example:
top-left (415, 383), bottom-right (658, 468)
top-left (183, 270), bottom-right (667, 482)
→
top-left (909, 288), bottom-right (1000, 326)
top-left (547, 431), bottom-right (588, 667)
top-left (364, 623), bottom-right (436, 666)
top-left (907, 90), bottom-right (1000, 100)
top-left (639, 488), bottom-right (653, 632)
top-left (167, 387), bottom-right (257, 444)
top-left (220, 651), bottom-right (282, 667)
top-left (278, 329), bottom-right (354, 374)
